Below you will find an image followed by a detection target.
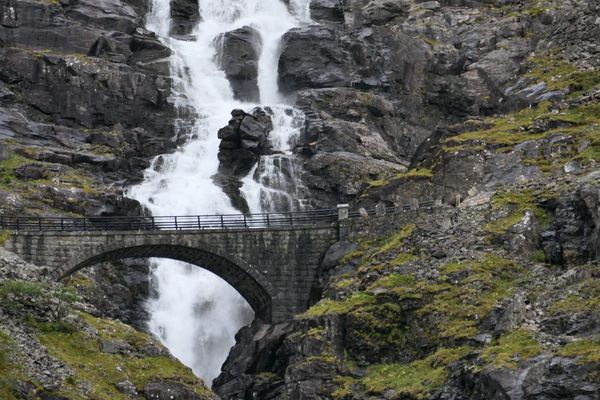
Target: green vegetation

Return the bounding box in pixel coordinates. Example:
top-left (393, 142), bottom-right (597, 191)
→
top-left (484, 190), bottom-right (550, 234)
top-left (0, 230), bottom-right (11, 246)
top-left (550, 277), bottom-right (600, 315)
top-left (378, 224), bottom-right (416, 254)
top-left (0, 279), bottom-right (77, 318)
top-left (367, 169), bottom-right (433, 190)
top-left (422, 256), bottom-right (526, 340)
top-left (361, 346), bottom-right (473, 399)
top-left (558, 338), bottom-right (600, 364)
top-left (0, 329), bottom-right (32, 400)
top-left (526, 54), bottom-right (600, 97)
top-left (479, 329), bottom-right (543, 369)
top-left (37, 313), bottom-right (213, 399)
top-left (299, 292), bottom-right (375, 318)
top-left (0, 154), bottom-right (32, 186)
top-left (443, 99), bottom-right (600, 168)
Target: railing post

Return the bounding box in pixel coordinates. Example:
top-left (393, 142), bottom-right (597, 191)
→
top-left (197, 216), bottom-right (201, 230)
top-left (243, 214), bottom-right (247, 229)
top-left (174, 216), bottom-right (178, 230)
top-left (220, 215), bottom-right (224, 229)
top-left (266, 214), bottom-right (270, 228)
top-left (337, 204), bottom-right (349, 240)
top-left (152, 216), bottom-right (155, 230)
top-left (38, 218), bottom-right (42, 231)
top-left (289, 212), bottom-right (293, 227)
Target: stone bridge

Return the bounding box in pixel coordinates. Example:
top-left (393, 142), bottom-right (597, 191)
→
top-left (0, 208), bottom-right (347, 322)
top-left (1, 202), bottom-right (434, 322)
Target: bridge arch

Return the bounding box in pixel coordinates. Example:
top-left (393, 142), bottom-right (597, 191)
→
top-left (59, 244), bottom-right (274, 322)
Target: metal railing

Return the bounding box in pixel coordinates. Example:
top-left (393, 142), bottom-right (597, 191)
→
top-left (0, 200), bottom-right (436, 233)
top-left (0, 209), bottom-right (339, 232)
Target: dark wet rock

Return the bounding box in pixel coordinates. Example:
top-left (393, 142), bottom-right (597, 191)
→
top-left (214, 321), bottom-right (295, 399)
top-left (309, 0), bottom-right (345, 22)
top-left (278, 25), bottom-right (349, 93)
top-left (170, 0), bottom-right (201, 36)
top-left (304, 151), bottom-right (406, 202)
top-left (216, 26), bottom-right (262, 103)
top-left (217, 108), bottom-right (274, 176)
top-left (14, 163), bottom-right (49, 180)
top-left (360, 0), bottom-right (411, 25)
top-left (214, 108), bottom-right (274, 212)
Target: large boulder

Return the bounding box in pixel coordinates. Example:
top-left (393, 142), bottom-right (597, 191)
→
top-left (216, 26), bottom-right (262, 103)
top-left (215, 108), bottom-right (274, 212)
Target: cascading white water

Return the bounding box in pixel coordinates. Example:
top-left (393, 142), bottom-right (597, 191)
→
top-left (128, 0), bottom-right (311, 386)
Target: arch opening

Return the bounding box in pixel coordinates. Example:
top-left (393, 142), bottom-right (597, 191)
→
top-left (58, 244), bottom-right (273, 322)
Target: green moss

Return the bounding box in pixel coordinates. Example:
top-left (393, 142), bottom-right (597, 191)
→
top-left (390, 252), bottom-right (418, 266)
top-left (369, 273), bottom-right (416, 290)
top-left (444, 102), bottom-right (553, 146)
top-left (362, 346), bottom-right (472, 398)
top-left (549, 277), bottom-right (600, 315)
top-left (332, 375), bottom-right (359, 399)
top-left (347, 303), bottom-right (407, 351)
top-left (367, 169), bottom-right (433, 189)
top-left (378, 224), bottom-right (416, 254)
top-left (526, 53), bottom-right (600, 97)
top-left (443, 100), bottom-right (600, 167)
top-left (332, 277), bottom-right (357, 289)
top-left (0, 279), bottom-right (77, 318)
top-left (530, 250), bottom-right (547, 263)
top-left (558, 338), bottom-right (600, 364)
top-left (484, 190), bottom-right (551, 234)
top-left (480, 329), bottom-right (543, 369)
top-left (299, 292), bottom-right (376, 319)
top-left (37, 313), bottom-right (213, 399)
top-left (0, 154), bottom-right (31, 187)
top-left (0, 230), bottom-right (10, 246)
top-left (423, 256), bottom-right (525, 340)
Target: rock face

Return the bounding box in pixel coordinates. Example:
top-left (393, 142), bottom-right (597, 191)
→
top-left (212, 1), bottom-right (600, 397)
top-left (215, 174), bottom-right (600, 398)
top-left (170, 0), bottom-right (201, 36)
top-left (216, 26), bottom-right (262, 103)
top-left (273, 0), bottom-right (600, 207)
top-left (0, 0), bottom-right (179, 217)
top-left (214, 108), bottom-right (274, 212)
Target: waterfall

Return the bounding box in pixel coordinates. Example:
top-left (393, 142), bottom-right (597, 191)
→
top-left (127, 0), bottom-right (311, 386)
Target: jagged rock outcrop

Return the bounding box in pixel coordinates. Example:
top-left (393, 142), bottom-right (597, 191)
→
top-left (217, 26), bottom-right (263, 103)
top-left (214, 107), bottom-right (274, 212)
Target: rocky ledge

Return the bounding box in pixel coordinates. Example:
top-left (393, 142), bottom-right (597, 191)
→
top-left (0, 247), bottom-right (216, 400)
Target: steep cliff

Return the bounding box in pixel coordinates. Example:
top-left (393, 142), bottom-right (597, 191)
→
top-left (1, 0), bottom-right (599, 399)
top-left (213, 0), bottom-right (600, 398)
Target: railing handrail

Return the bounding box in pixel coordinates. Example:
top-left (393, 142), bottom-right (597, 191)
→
top-left (0, 200), bottom-right (437, 233)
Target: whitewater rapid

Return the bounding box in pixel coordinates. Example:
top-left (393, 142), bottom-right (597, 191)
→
top-left (128, 0), bottom-right (311, 385)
